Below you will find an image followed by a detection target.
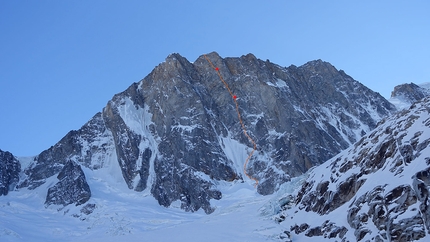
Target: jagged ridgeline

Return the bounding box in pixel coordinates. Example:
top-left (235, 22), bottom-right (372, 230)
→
top-left (6, 52), bottom-right (396, 213)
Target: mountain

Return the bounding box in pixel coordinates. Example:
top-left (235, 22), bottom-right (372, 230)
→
top-left (278, 96), bottom-right (430, 241)
top-left (4, 52), bottom-right (396, 215)
top-left (0, 150), bottom-right (21, 196)
top-left (389, 82), bottom-right (430, 110)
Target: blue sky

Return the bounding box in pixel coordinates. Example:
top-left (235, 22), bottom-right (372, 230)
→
top-left (1, 1), bottom-right (429, 156)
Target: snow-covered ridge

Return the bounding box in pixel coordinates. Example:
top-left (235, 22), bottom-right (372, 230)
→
top-left (389, 82), bottom-right (430, 110)
top-left (279, 96), bottom-right (430, 241)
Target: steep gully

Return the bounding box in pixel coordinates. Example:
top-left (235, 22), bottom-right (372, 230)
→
top-left (203, 54), bottom-right (259, 186)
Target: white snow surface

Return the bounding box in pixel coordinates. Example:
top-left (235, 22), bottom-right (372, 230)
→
top-left (266, 79), bottom-right (289, 90)
top-left (0, 170), bottom-right (298, 242)
top-left (389, 96), bottom-right (412, 110)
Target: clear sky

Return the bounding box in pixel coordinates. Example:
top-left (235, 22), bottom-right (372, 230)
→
top-left (1, 1), bottom-right (429, 156)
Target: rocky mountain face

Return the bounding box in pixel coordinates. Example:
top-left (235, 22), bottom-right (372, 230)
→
top-left (45, 160), bottom-right (91, 207)
top-left (0, 149), bottom-right (21, 196)
top-left (11, 52), bottom-right (396, 214)
top-left (389, 82), bottom-right (430, 110)
top-left (278, 96), bottom-right (430, 241)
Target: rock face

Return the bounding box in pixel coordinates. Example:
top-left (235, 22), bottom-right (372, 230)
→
top-left (45, 160), bottom-right (91, 207)
top-left (16, 52), bottom-right (396, 213)
top-left (0, 150), bottom-right (21, 196)
top-left (279, 96), bottom-right (430, 241)
top-left (390, 82), bottom-right (430, 110)
top-left (17, 112), bottom-right (115, 190)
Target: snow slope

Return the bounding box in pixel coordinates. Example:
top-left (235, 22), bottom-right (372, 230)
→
top-left (0, 166), bottom-right (306, 241)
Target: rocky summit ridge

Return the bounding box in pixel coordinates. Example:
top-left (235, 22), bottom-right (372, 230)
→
top-left (2, 52), bottom-right (396, 214)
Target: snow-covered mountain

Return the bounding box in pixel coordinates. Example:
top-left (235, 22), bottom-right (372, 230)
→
top-left (389, 82), bottom-right (430, 110)
top-left (5, 52), bottom-right (395, 213)
top-left (0, 52), bottom-right (403, 241)
top-left (278, 96), bottom-right (430, 241)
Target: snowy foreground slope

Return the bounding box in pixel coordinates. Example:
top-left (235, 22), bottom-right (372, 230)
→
top-left (0, 171), bottom-right (304, 242)
top-left (278, 96), bottom-right (430, 241)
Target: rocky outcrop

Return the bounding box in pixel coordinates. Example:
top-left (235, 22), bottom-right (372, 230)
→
top-left (0, 149), bottom-right (21, 196)
top-left (391, 82), bottom-right (429, 102)
top-left (348, 181), bottom-right (427, 241)
top-left (45, 161), bottom-right (91, 207)
top-left (279, 96), bottom-right (430, 241)
top-left (17, 52), bottom-right (396, 213)
top-left (390, 82), bottom-right (430, 110)
top-left (18, 112), bottom-right (115, 190)
top-left (290, 221), bottom-right (348, 239)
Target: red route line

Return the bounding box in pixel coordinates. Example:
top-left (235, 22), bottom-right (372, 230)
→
top-left (203, 54), bottom-right (259, 186)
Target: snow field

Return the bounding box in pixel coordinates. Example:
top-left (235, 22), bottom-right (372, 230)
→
top-left (0, 173), bottom-right (294, 242)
